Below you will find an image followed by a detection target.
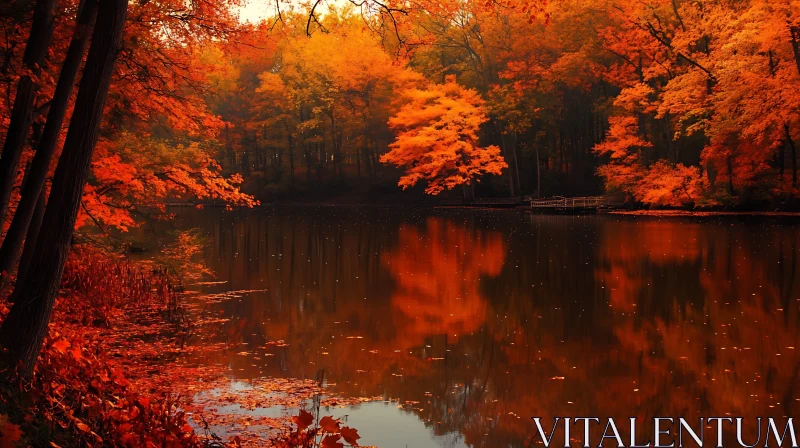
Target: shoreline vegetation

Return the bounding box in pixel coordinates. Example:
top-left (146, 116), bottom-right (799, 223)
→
top-left (0, 247), bottom-right (365, 447)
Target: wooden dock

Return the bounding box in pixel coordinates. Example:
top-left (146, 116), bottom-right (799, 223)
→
top-left (436, 195), bottom-right (622, 212)
top-left (529, 196), bottom-right (614, 214)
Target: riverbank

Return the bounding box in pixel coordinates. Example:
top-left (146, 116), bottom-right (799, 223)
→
top-left (0, 248), bottom-right (364, 447)
top-left (608, 209), bottom-right (800, 217)
top-left (0, 248), bottom-right (206, 447)
top-left (162, 201), bottom-right (800, 219)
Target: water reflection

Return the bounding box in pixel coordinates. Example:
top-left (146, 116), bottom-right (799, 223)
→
top-left (385, 218), bottom-right (505, 348)
top-left (162, 207), bottom-right (800, 447)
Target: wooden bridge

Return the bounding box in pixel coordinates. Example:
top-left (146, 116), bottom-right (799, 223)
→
top-left (529, 196), bottom-right (616, 213)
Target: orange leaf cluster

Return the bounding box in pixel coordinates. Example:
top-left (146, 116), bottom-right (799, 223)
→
top-left (381, 77), bottom-right (508, 194)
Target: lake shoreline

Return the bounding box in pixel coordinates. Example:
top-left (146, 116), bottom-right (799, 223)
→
top-left (162, 201), bottom-right (800, 217)
top-left (607, 209), bottom-right (800, 217)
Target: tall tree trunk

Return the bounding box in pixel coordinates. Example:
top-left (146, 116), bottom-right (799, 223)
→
top-left (0, 0), bottom-right (97, 279)
top-left (790, 26), bottom-right (800, 77)
top-left (511, 131), bottom-right (521, 196)
top-left (224, 123), bottom-right (234, 166)
top-left (371, 145), bottom-right (378, 178)
top-left (786, 124), bottom-right (797, 187)
top-left (535, 144), bottom-right (541, 198)
top-left (315, 142), bottom-right (323, 182)
top-left (0, 0), bottom-right (58, 226)
top-left (664, 113), bottom-right (676, 163)
top-left (361, 121), bottom-right (371, 180)
top-left (0, 0), bottom-right (127, 376)
top-left (241, 142), bottom-right (250, 177)
top-left (275, 146), bottom-right (283, 181)
top-left (285, 121), bottom-right (294, 189)
top-left (16, 188), bottom-right (44, 284)
top-left (497, 121), bottom-right (515, 197)
top-left (0, 127), bottom-right (38, 289)
top-left (253, 132), bottom-right (260, 173)
top-left (727, 154), bottom-right (736, 196)
top-left (329, 114), bottom-right (343, 182)
top-left (355, 146), bottom-right (360, 178)
top-left (305, 144), bottom-right (313, 184)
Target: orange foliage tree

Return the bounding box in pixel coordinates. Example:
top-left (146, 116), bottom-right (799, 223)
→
top-left (588, 0), bottom-right (800, 205)
top-left (380, 75), bottom-right (507, 199)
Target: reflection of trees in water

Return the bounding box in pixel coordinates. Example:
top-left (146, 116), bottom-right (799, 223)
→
top-left (441, 218), bottom-right (800, 447)
top-left (168, 209), bottom-right (800, 448)
top-left (384, 217), bottom-right (505, 348)
top-left (591, 220), bottom-right (800, 438)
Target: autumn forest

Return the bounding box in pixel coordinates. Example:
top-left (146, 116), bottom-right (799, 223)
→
top-left (1, 0), bottom-right (800, 446)
top-left (187, 0), bottom-right (799, 208)
top-left (2, 0), bottom-right (796, 213)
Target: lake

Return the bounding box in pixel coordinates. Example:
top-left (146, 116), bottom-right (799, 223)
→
top-left (159, 206), bottom-right (800, 447)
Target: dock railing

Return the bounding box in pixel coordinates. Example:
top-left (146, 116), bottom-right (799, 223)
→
top-left (529, 196), bottom-right (611, 210)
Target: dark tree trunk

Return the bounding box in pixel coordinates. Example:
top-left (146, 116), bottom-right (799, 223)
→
top-left (786, 124), bottom-right (797, 187)
top-left (364, 146), bottom-right (373, 179)
top-left (664, 113), bottom-right (676, 163)
top-left (361, 122), bottom-right (371, 180)
top-left (371, 146), bottom-right (378, 177)
top-left (496, 121), bottom-right (516, 197)
top-left (329, 114), bottom-right (343, 182)
top-left (275, 146), bottom-right (283, 181)
top-left (356, 146), bottom-right (360, 178)
top-left (790, 26), bottom-right (800, 77)
top-left (780, 140), bottom-right (786, 176)
top-left (462, 182), bottom-right (475, 202)
top-left (511, 131), bottom-right (521, 196)
top-left (727, 155), bottom-right (736, 196)
top-left (0, 0), bottom-right (58, 226)
top-left (0, 0), bottom-right (97, 279)
top-left (535, 144), bottom-right (541, 198)
top-left (224, 123), bottom-right (234, 166)
top-left (16, 188), bottom-right (44, 284)
top-left (285, 122), bottom-right (295, 189)
top-left (241, 143), bottom-right (250, 177)
top-left (305, 144), bottom-right (313, 184)
top-left (0, 0), bottom-right (128, 376)
top-left (253, 132), bottom-right (260, 172)
top-left (315, 142), bottom-right (323, 182)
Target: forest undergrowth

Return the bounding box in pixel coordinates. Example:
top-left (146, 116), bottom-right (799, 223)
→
top-left (0, 247), bottom-right (363, 448)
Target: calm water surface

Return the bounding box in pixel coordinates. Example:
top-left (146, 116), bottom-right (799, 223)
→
top-left (164, 207), bottom-right (800, 447)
